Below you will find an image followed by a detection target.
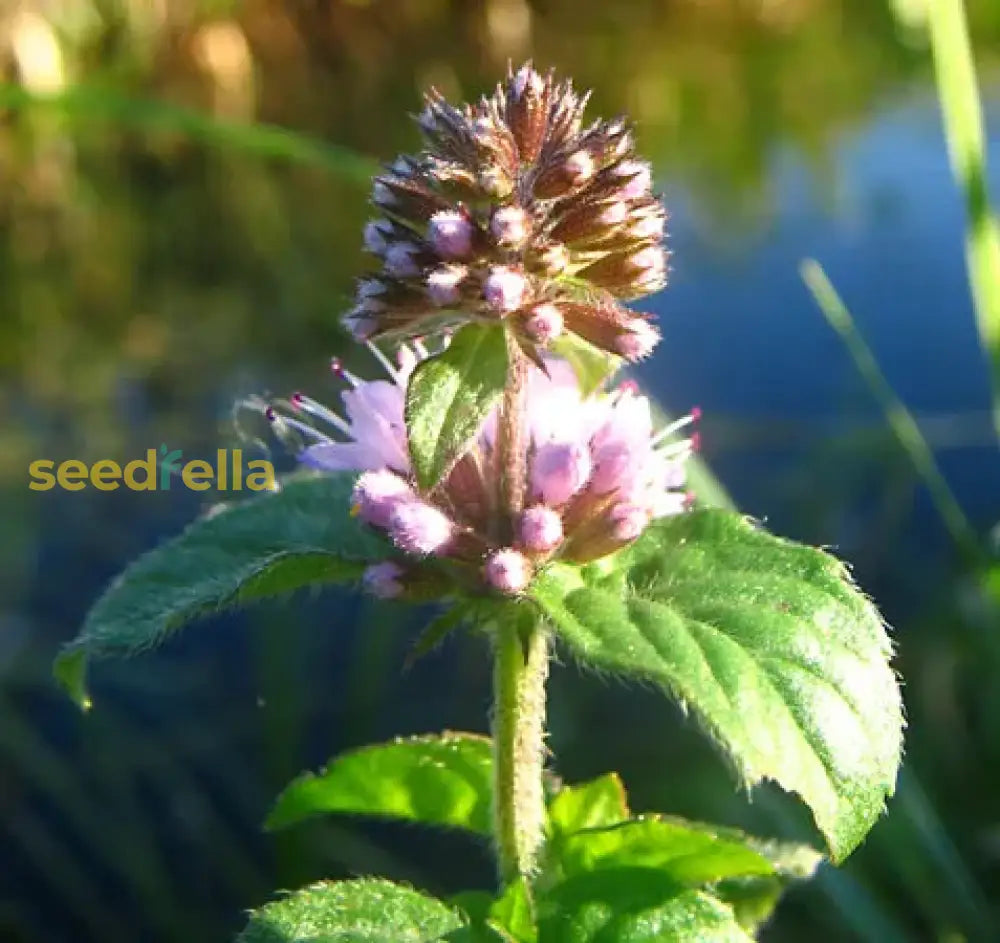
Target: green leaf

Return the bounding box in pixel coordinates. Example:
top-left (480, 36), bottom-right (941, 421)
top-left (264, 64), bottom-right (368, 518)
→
top-left (237, 878), bottom-right (464, 942)
top-left (555, 816), bottom-right (773, 886)
top-left (488, 879), bottom-right (536, 943)
top-left (550, 333), bottom-right (621, 396)
top-left (55, 473), bottom-right (388, 708)
top-left (537, 869), bottom-right (751, 943)
top-left (714, 837), bottom-right (822, 933)
top-left (530, 509), bottom-right (903, 862)
top-left (547, 773), bottom-right (629, 837)
top-left (266, 732), bottom-right (493, 835)
top-left (405, 324), bottom-right (508, 491)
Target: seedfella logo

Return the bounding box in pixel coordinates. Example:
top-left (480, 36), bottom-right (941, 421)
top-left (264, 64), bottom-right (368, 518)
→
top-left (29, 447), bottom-right (276, 492)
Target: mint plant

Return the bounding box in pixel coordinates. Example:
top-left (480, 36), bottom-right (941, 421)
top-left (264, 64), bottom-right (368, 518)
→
top-left (56, 64), bottom-right (903, 941)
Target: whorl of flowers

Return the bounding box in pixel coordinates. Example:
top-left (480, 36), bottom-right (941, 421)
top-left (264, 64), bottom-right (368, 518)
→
top-left (347, 63), bottom-right (667, 363)
top-left (264, 344), bottom-right (696, 598)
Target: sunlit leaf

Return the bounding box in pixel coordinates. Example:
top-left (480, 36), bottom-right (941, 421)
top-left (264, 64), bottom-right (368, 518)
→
top-left (547, 773), bottom-right (629, 837)
top-left (555, 817), bottom-right (773, 886)
top-left (266, 733), bottom-right (493, 835)
top-left (405, 324), bottom-right (508, 491)
top-left (237, 879), bottom-right (464, 942)
top-left (530, 509), bottom-right (903, 862)
top-left (537, 869), bottom-right (751, 943)
top-left (55, 474), bottom-right (388, 708)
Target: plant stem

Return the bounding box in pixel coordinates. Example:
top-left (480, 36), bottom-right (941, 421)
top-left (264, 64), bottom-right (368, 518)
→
top-left (492, 619), bottom-right (549, 884)
top-left (498, 333), bottom-right (529, 529)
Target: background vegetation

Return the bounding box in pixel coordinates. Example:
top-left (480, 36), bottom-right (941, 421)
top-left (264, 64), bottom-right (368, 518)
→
top-left (1, 1), bottom-right (999, 940)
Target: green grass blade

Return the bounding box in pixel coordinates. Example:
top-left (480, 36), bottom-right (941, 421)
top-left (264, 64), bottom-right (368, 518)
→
top-left (0, 82), bottom-right (376, 182)
top-left (801, 259), bottom-right (980, 560)
top-left (926, 0), bottom-right (1000, 438)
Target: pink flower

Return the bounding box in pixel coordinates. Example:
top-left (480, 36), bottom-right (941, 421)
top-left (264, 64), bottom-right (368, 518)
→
top-left (265, 342), bottom-right (694, 590)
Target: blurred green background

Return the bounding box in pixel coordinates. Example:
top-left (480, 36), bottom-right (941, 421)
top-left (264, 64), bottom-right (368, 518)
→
top-left (1, 1), bottom-right (1000, 940)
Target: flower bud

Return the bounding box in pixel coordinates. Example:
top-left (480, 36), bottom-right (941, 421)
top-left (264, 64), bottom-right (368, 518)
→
top-left (519, 506), bottom-right (564, 552)
top-left (564, 150), bottom-right (595, 187)
top-left (613, 160), bottom-right (653, 200)
top-left (609, 503), bottom-right (650, 542)
top-left (389, 499), bottom-right (455, 555)
top-left (363, 219), bottom-right (393, 254)
top-left (357, 277), bottom-right (388, 301)
top-left (490, 205), bottom-right (530, 246)
top-left (484, 548), bottom-right (533, 594)
top-left (384, 242), bottom-right (422, 277)
top-left (352, 470), bottom-right (414, 528)
top-left (344, 310), bottom-right (376, 340)
top-left (484, 266), bottom-right (527, 313)
top-left (615, 319), bottom-right (660, 361)
top-left (426, 264), bottom-right (467, 307)
top-left (429, 210), bottom-right (474, 259)
top-left (524, 304), bottom-right (564, 344)
top-left (362, 561), bottom-right (405, 599)
top-left (530, 441), bottom-right (592, 505)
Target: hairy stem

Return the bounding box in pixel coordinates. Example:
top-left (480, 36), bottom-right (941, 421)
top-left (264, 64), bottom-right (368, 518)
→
top-left (498, 334), bottom-right (529, 529)
top-left (492, 619), bottom-right (549, 883)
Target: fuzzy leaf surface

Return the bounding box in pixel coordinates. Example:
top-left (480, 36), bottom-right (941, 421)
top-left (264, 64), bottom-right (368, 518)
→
top-left (266, 733), bottom-right (493, 835)
top-left (237, 879), bottom-right (464, 942)
top-left (405, 323), bottom-right (508, 491)
top-left (55, 474), bottom-right (387, 708)
top-left (555, 817), bottom-right (774, 886)
top-left (530, 509), bottom-right (903, 862)
top-left (537, 869), bottom-right (751, 943)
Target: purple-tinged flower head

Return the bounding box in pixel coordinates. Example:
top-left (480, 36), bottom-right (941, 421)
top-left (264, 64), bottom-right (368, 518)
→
top-left (260, 343), bottom-right (694, 594)
top-left (348, 63), bottom-right (668, 361)
top-left (519, 506), bottom-right (564, 552)
top-left (362, 561), bottom-right (405, 599)
top-left (389, 498), bottom-right (455, 555)
top-left (484, 548), bottom-right (533, 595)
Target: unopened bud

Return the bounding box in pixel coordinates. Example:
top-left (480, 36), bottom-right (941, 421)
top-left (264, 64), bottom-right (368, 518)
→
top-left (490, 205), bottom-right (530, 246)
top-left (525, 304), bottom-right (564, 344)
top-left (512, 64), bottom-right (544, 102)
top-left (384, 242), bottom-right (422, 277)
top-left (389, 499), bottom-right (455, 555)
top-left (483, 266), bottom-right (527, 313)
top-left (352, 470), bottom-right (414, 528)
top-left (564, 150), bottom-right (595, 187)
top-left (519, 506), bottom-right (564, 552)
top-left (613, 160), bottom-right (653, 200)
top-left (484, 548), bottom-right (533, 594)
top-left (609, 503), bottom-right (650, 542)
top-left (344, 310), bottom-right (376, 340)
top-left (429, 210), bottom-right (474, 260)
top-left (426, 264), bottom-right (467, 307)
top-left (615, 319), bottom-right (660, 361)
top-left (363, 219), bottom-right (393, 255)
